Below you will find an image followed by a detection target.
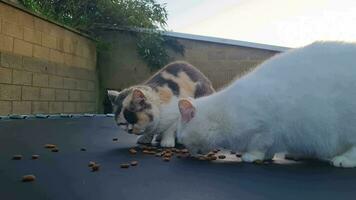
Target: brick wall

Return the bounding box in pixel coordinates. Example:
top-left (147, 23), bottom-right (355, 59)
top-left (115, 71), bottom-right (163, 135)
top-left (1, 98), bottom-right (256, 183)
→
top-left (0, 1), bottom-right (97, 115)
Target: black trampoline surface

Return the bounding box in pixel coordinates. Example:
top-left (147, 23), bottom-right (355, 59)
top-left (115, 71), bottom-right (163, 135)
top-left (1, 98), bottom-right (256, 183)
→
top-left (1, 116), bottom-right (356, 200)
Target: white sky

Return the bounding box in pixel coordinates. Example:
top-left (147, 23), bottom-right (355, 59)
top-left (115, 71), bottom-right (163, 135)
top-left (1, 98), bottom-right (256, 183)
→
top-left (157, 0), bottom-right (356, 48)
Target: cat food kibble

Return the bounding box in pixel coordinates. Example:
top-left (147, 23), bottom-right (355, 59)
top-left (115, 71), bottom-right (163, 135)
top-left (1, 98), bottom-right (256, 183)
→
top-left (22, 175), bottom-right (36, 182)
top-left (51, 148), bottom-right (59, 152)
top-left (44, 144), bottom-right (56, 149)
top-left (31, 155), bottom-right (39, 160)
top-left (91, 164), bottom-right (100, 171)
top-left (164, 152), bottom-right (173, 157)
top-left (181, 149), bottom-right (189, 153)
top-left (12, 155), bottom-right (23, 160)
top-left (88, 161), bottom-right (96, 167)
top-left (163, 157), bottom-right (171, 162)
top-left (120, 163), bottom-right (130, 168)
top-left (147, 150), bottom-right (156, 155)
top-left (218, 155), bottom-right (226, 159)
top-left (129, 148), bottom-right (137, 155)
top-left (142, 150), bottom-right (150, 154)
top-left (130, 161), bottom-right (138, 166)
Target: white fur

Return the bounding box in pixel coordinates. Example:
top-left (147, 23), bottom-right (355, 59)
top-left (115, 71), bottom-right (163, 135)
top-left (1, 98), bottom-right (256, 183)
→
top-left (136, 95), bottom-right (180, 147)
top-left (157, 96), bottom-right (180, 147)
top-left (177, 41), bottom-right (356, 167)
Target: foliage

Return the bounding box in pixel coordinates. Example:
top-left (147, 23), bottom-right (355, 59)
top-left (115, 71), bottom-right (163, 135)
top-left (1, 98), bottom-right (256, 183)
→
top-left (136, 30), bottom-right (184, 70)
top-left (18, 0), bottom-right (184, 69)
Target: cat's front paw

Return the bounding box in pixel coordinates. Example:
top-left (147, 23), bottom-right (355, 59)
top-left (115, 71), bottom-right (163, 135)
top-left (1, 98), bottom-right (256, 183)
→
top-left (241, 151), bottom-right (265, 163)
top-left (137, 134), bottom-right (153, 144)
top-left (331, 156), bottom-right (356, 168)
top-left (160, 137), bottom-right (175, 147)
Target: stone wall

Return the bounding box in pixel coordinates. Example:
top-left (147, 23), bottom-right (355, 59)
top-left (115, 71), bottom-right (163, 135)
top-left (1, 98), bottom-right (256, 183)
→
top-left (0, 1), bottom-right (98, 115)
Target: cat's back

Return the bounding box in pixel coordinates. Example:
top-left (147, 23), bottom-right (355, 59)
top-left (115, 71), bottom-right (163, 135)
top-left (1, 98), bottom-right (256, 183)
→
top-left (234, 42), bottom-right (356, 145)
top-left (252, 41), bottom-right (356, 81)
top-left (145, 61), bottom-right (215, 103)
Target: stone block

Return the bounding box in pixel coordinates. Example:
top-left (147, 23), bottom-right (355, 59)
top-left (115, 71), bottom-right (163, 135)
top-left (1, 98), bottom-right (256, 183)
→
top-left (0, 67), bottom-right (12, 83)
top-left (22, 86), bottom-right (40, 100)
top-left (40, 88), bottom-right (55, 101)
top-left (55, 89), bottom-right (68, 101)
top-left (33, 73), bottom-right (48, 87)
top-left (14, 39), bottom-right (33, 57)
top-left (12, 69), bottom-right (32, 85)
top-left (0, 84), bottom-right (21, 100)
top-left (12, 101), bottom-right (31, 114)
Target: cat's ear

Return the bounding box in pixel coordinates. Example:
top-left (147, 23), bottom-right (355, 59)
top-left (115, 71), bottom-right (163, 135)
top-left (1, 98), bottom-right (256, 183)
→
top-left (107, 90), bottom-right (120, 105)
top-left (178, 98), bottom-right (196, 123)
top-left (132, 88), bottom-right (146, 103)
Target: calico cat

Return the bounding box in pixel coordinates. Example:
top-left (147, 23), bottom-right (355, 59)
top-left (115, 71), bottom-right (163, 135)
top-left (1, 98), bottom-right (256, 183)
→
top-left (108, 61), bottom-right (214, 147)
top-left (177, 42), bottom-right (356, 168)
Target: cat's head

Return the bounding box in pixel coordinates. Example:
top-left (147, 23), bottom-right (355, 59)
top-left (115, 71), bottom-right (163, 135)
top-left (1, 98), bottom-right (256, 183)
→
top-left (107, 86), bottom-right (159, 135)
top-left (176, 98), bottom-right (217, 155)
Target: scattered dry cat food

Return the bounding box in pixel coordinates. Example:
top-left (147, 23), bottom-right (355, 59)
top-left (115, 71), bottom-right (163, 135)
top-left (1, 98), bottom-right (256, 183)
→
top-left (146, 146), bottom-right (157, 150)
top-left (129, 148), bottom-right (137, 155)
top-left (22, 175), bottom-right (36, 182)
top-left (91, 164), bottom-right (100, 171)
top-left (163, 152), bottom-right (173, 157)
top-left (12, 155), bottom-right (23, 160)
top-left (51, 148), bottom-right (59, 152)
top-left (88, 161), bottom-right (96, 167)
top-left (218, 155), bottom-right (226, 159)
top-left (31, 155), bottom-right (39, 160)
top-left (130, 161), bottom-right (138, 166)
top-left (144, 150), bottom-right (156, 155)
top-left (181, 149), bottom-right (189, 153)
top-left (44, 144), bottom-right (56, 149)
top-left (120, 163), bottom-right (130, 168)
top-left (142, 150), bottom-right (150, 154)
top-left (163, 157), bottom-right (171, 162)
top-left (112, 138), bottom-right (118, 141)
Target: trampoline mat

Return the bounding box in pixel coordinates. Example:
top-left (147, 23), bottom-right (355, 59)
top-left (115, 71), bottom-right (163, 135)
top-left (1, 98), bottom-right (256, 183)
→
top-left (0, 116), bottom-right (355, 200)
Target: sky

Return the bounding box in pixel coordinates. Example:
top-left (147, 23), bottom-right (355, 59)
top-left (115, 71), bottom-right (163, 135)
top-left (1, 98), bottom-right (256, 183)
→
top-left (156, 0), bottom-right (356, 48)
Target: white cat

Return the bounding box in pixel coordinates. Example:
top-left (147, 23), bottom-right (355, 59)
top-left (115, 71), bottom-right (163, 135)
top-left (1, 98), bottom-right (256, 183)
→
top-left (177, 41), bottom-right (356, 168)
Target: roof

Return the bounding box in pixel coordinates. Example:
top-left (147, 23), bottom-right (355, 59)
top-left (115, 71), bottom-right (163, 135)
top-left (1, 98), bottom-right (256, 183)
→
top-left (163, 31), bottom-right (290, 52)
